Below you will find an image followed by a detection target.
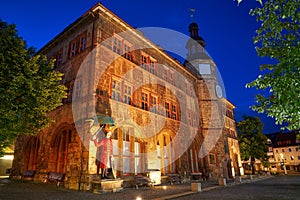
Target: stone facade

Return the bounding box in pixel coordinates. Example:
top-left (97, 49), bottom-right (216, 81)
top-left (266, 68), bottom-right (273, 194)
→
top-left (12, 3), bottom-right (241, 190)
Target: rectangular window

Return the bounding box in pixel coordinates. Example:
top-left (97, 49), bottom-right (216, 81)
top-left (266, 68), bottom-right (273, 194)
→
top-left (69, 31), bottom-right (87, 58)
top-left (112, 79), bottom-right (121, 101)
top-left (79, 34), bottom-right (87, 52)
top-left (69, 41), bottom-right (77, 58)
top-left (268, 147), bottom-right (273, 152)
top-left (123, 84), bottom-right (132, 105)
top-left (171, 104), bottom-right (177, 120)
top-left (149, 59), bottom-right (156, 74)
top-left (150, 96), bottom-right (157, 113)
top-left (141, 55), bottom-right (148, 70)
top-left (141, 92), bottom-right (148, 110)
top-left (209, 154), bottom-right (216, 165)
top-left (288, 148), bottom-right (292, 152)
top-left (165, 102), bottom-right (171, 118)
top-left (123, 43), bottom-right (132, 61)
top-left (55, 49), bottom-right (63, 67)
top-left (74, 79), bottom-right (82, 99)
top-left (134, 142), bottom-right (141, 174)
top-left (113, 37), bottom-right (121, 55)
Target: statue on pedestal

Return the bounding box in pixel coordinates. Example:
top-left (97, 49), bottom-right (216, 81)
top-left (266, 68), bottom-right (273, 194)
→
top-left (91, 125), bottom-right (115, 179)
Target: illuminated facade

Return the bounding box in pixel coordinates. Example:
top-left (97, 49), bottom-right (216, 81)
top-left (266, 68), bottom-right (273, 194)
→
top-left (267, 131), bottom-right (300, 174)
top-left (12, 3), bottom-right (241, 190)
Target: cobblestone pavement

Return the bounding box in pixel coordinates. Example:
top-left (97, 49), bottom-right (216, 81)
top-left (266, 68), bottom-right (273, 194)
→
top-left (0, 175), bottom-right (299, 200)
top-left (176, 175), bottom-right (300, 200)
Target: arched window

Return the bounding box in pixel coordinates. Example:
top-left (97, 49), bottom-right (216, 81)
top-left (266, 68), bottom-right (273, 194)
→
top-left (51, 127), bottom-right (72, 173)
top-left (23, 137), bottom-right (39, 171)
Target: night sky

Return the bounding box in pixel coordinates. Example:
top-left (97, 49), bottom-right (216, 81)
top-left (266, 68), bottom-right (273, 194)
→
top-left (0, 0), bottom-right (283, 133)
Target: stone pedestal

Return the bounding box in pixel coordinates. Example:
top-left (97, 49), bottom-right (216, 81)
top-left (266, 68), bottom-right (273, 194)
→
top-left (191, 182), bottom-right (201, 192)
top-left (218, 178), bottom-right (226, 186)
top-left (92, 179), bottom-right (123, 193)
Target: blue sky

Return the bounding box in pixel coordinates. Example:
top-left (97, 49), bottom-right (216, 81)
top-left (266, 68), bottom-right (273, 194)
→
top-left (0, 0), bottom-right (282, 133)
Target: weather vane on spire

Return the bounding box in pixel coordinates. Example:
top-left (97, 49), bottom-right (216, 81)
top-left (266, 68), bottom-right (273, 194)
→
top-left (189, 8), bottom-right (196, 19)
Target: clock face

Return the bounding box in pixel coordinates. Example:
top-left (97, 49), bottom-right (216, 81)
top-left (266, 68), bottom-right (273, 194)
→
top-left (215, 84), bottom-right (223, 99)
top-left (199, 63), bottom-right (211, 75)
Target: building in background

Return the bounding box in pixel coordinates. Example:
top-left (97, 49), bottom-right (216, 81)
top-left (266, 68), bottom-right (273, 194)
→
top-left (222, 99), bottom-right (243, 178)
top-left (12, 3), bottom-right (242, 190)
top-left (266, 131), bottom-right (300, 174)
top-left (0, 145), bottom-right (14, 177)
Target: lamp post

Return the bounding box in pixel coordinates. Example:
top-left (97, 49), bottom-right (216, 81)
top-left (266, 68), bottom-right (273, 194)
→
top-left (279, 153), bottom-right (287, 175)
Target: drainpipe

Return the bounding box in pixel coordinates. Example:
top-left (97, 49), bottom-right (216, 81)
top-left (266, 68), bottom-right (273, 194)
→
top-left (78, 9), bottom-right (97, 192)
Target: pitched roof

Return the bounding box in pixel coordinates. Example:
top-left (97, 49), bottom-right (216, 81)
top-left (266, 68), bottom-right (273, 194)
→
top-left (266, 130), bottom-right (299, 147)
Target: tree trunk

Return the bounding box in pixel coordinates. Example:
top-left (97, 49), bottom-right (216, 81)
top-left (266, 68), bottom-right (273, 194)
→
top-left (251, 157), bottom-right (255, 175)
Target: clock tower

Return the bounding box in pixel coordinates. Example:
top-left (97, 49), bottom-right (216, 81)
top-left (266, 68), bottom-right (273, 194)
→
top-left (184, 22), bottom-right (226, 178)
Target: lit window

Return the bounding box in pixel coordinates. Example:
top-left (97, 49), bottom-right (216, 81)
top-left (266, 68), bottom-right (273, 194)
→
top-left (291, 156), bottom-right (294, 160)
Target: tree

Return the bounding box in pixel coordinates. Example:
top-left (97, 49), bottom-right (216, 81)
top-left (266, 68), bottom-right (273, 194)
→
top-left (237, 115), bottom-right (268, 175)
top-left (246, 0), bottom-right (300, 131)
top-left (0, 19), bottom-right (67, 156)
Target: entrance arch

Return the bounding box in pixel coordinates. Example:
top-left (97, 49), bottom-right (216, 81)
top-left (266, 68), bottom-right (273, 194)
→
top-left (49, 123), bottom-right (72, 173)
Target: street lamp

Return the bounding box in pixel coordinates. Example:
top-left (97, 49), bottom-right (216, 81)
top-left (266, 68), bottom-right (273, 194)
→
top-left (279, 153), bottom-right (287, 175)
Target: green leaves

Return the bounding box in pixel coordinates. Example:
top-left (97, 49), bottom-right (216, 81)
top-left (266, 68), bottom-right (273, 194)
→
top-left (237, 115), bottom-right (269, 173)
top-left (247, 0), bottom-right (300, 131)
top-left (0, 19), bottom-right (67, 155)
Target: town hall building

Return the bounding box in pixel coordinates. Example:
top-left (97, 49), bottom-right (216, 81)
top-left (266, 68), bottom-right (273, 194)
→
top-left (12, 3), bottom-right (243, 190)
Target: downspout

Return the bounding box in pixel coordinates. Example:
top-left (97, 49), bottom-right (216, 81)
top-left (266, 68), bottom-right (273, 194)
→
top-left (78, 9), bottom-right (97, 192)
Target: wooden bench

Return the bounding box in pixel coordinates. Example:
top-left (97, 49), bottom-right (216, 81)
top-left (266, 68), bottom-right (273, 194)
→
top-left (22, 170), bottom-right (36, 180)
top-left (46, 172), bottom-right (65, 186)
top-left (167, 174), bottom-right (182, 184)
top-left (134, 175), bottom-right (155, 189)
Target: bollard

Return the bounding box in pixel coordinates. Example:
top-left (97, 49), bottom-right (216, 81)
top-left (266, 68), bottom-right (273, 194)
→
top-left (218, 178), bottom-right (226, 186)
top-left (191, 182), bottom-right (201, 192)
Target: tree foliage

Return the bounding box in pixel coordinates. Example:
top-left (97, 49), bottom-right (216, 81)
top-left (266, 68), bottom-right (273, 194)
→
top-left (237, 115), bottom-right (268, 174)
top-left (246, 0), bottom-right (300, 130)
top-left (0, 19), bottom-right (67, 155)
